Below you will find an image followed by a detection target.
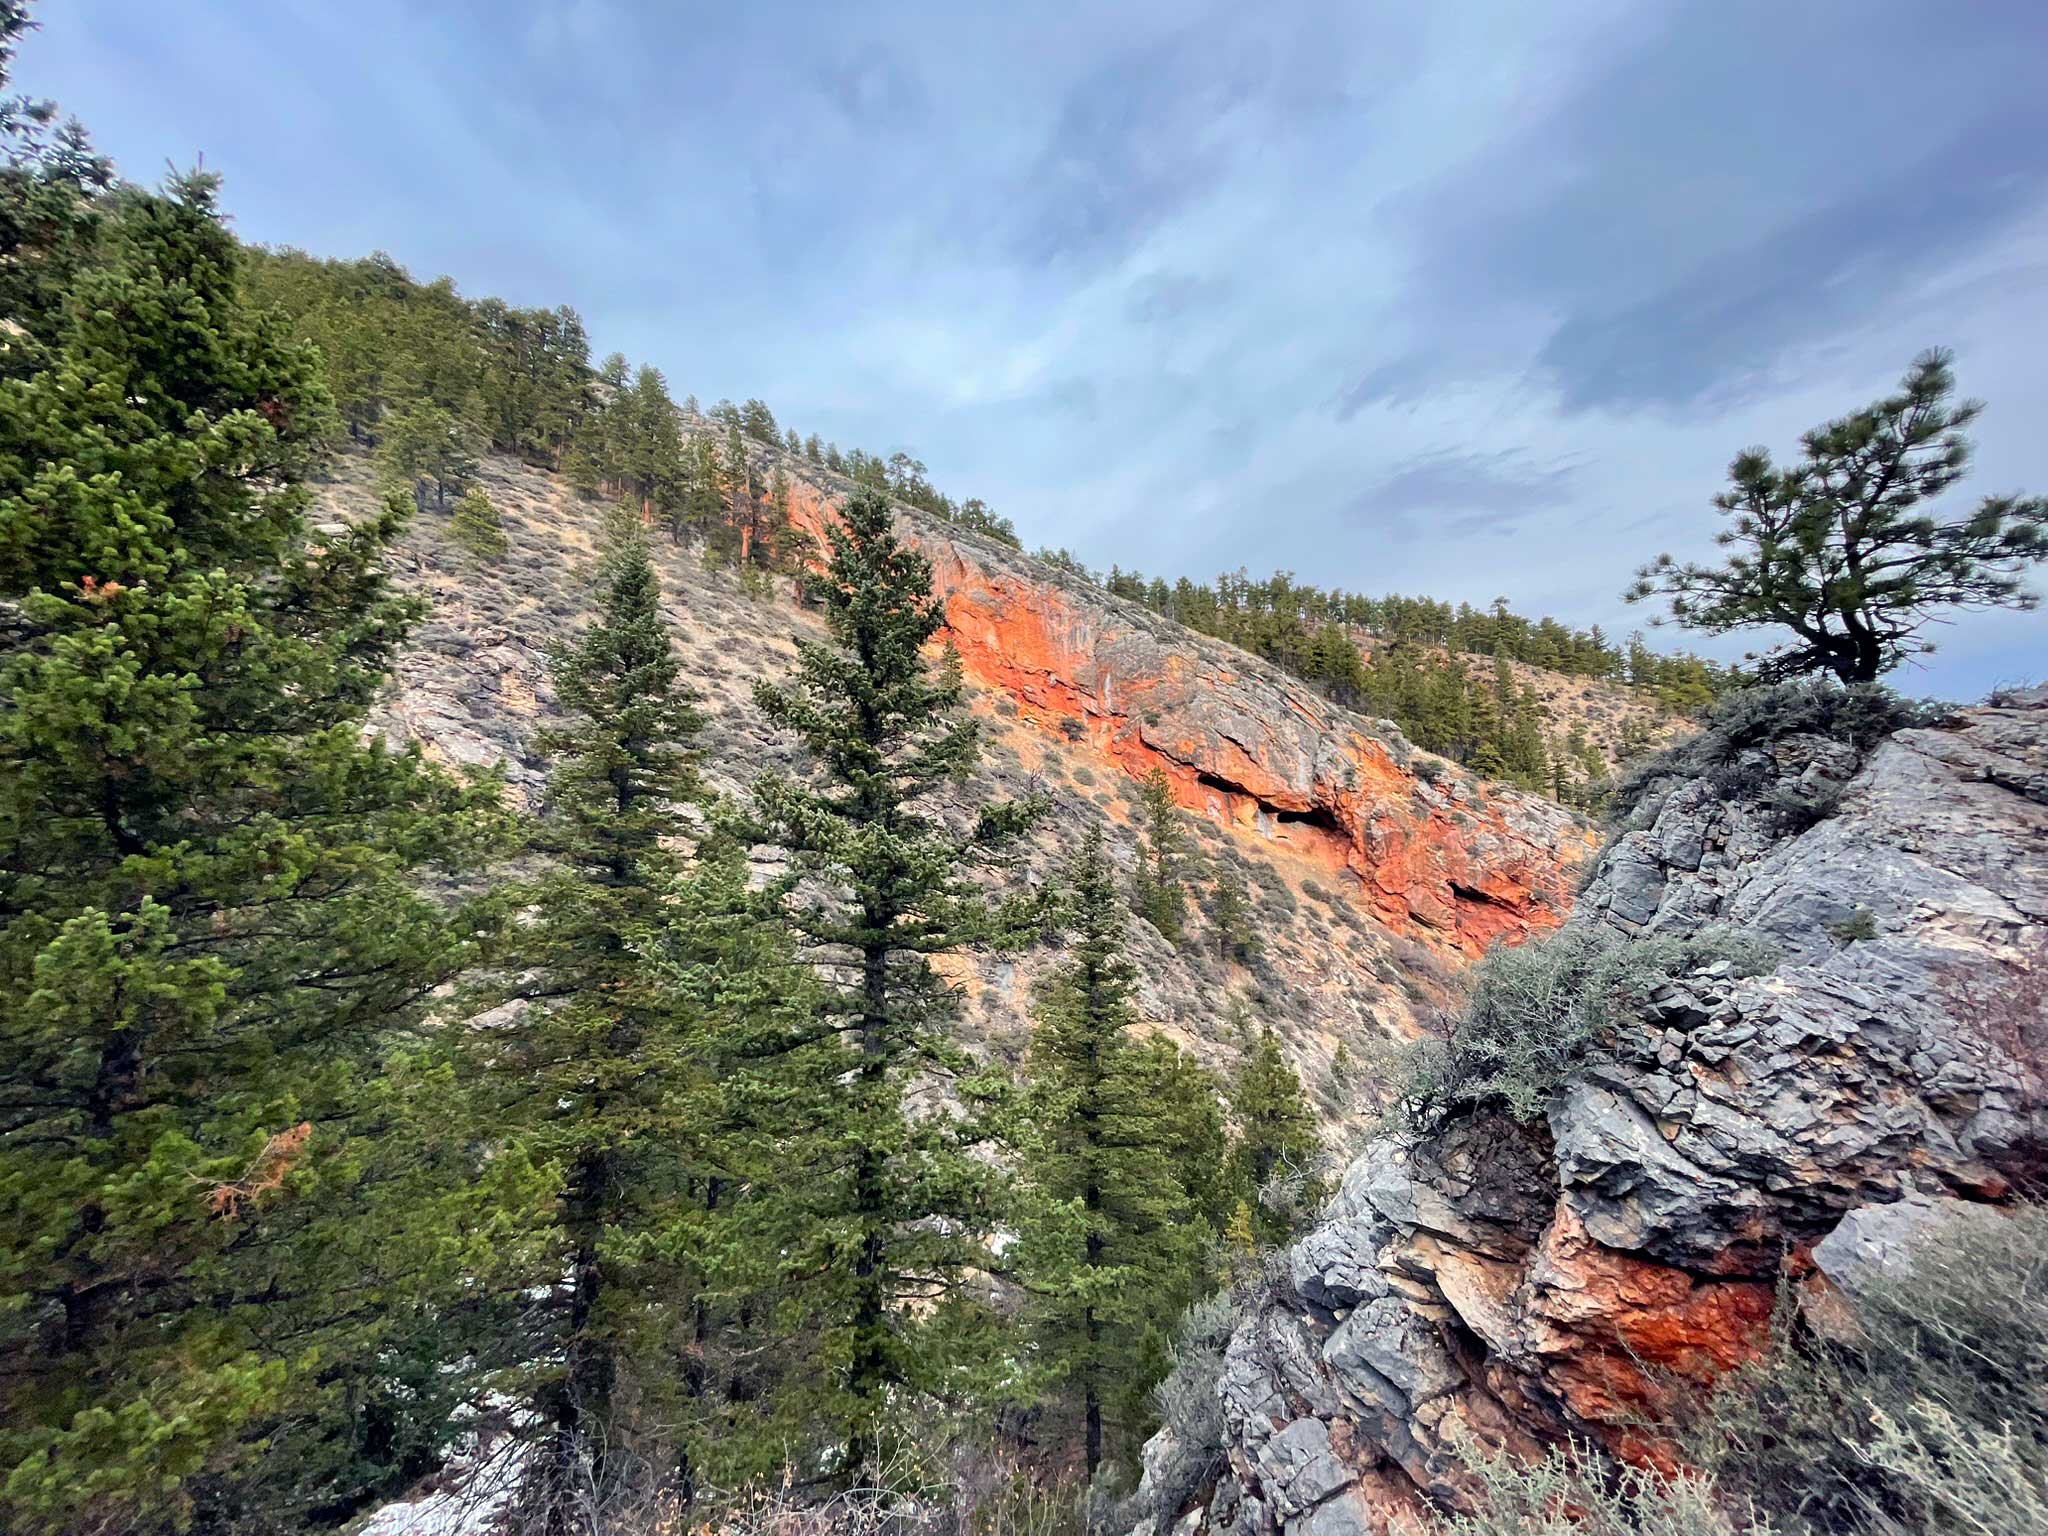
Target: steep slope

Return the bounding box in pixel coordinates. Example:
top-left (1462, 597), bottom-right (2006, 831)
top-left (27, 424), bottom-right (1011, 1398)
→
top-left (1128, 686), bottom-right (2048, 1533)
top-left (325, 444), bottom-right (1594, 1112)
top-left (1353, 636), bottom-right (1687, 776)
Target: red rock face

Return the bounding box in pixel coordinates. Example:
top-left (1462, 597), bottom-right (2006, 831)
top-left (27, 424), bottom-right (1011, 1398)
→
top-left (912, 527), bottom-right (1596, 957)
top-left (1521, 1206), bottom-right (1775, 1470)
top-left (785, 480), bottom-right (1593, 955)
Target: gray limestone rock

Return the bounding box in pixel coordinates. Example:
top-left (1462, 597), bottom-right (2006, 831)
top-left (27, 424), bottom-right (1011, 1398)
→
top-left (1130, 687), bottom-right (2048, 1536)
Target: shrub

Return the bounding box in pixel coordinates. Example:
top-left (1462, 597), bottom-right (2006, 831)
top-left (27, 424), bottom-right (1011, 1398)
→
top-left (448, 485), bottom-right (509, 559)
top-left (1422, 1433), bottom-right (1765, 1536)
top-left (1115, 1292), bottom-right (1238, 1534)
top-left (1610, 680), bottom-right (1948, 829)
top-left (1679, 1202), bottom-right (2048, 1535)
top-left (1388, 925), bottom-right (1777, 1131)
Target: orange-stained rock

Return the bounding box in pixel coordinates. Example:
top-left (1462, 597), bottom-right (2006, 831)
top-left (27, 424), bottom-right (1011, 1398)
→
top-left (785, 483), bottom-right (1594, 956)
top-left (1521, 1206), bottom-right (1773, 1467)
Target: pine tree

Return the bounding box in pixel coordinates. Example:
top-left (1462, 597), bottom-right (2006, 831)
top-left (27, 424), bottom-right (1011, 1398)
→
top-left (1630, 350), bottom-right (2047, 682)
top-left (1225, 1027), bottom-right (1323, 1245)
top-left (624, 364), bottom-right (683, 523)
top-left (448, 484), bottom-right (509, 560)
top-left (478, 521), bottom-right (707, 1522)
top-left (1130, 768), bottom-right (1188, 943)
top-left (1016, 827), bottom-right (1214, 1477)
top-left (763, 463), bottom-right (792, 569)
top-left (748, 487), bottom-right (1045, 1471)
top-left (0, 171), bottom-right (511, 1534)
top-left (377, 398), bottom-right (478, 510)
top-left (1207, 866), bottom-right (1258, 964)
top-left (723, 422), bottom-right (760, 561)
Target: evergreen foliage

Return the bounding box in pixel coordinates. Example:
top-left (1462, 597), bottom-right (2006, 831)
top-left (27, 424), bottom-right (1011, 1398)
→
top-left (1130, 769), bottom-right (1188, 943)
top-left (1224, 1027), bottom-right (1322, 1245)
top-left (0, 151), bottom-right (510, 1532)
top-left (1631, 350), bottom-right (2048, 683)
top-left (1206, 867), bottom-right (1258, 964)
top-left (1015, 828), bottom-right (1218, 1477)
top-left (447, 484), bottom-right (508, 560)
top-left (746, 487), bottom-right (1047, 1470)
top-left (375, 398), bottom-right (478, 511)
top-left (472, 523), bottom-right (707, 1521)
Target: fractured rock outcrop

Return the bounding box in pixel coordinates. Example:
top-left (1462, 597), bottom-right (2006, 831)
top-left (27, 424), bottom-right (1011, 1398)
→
top-left (1133, 687), bottom-right (2048, 1534)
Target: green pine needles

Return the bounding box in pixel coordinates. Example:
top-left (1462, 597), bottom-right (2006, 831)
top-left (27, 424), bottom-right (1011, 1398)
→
top-left (0, 168), bottom-right (511, 1533)
top-left (746, 487), bottom-right (1048, 1474)
top-left (1015, 827), bottom-right (1223, 1477)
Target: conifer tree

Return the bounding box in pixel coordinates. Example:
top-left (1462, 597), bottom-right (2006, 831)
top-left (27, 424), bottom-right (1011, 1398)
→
top-left (1630, 349), bottom-right (2048, 682)
top-left (448, 484), bottom-right (509, 560)
top-left (682, 435), bottom-right (724, 545)
top-left (377, 398), bottom-right (478, 510)
top-left (1130, 768), bottom-right (1188, 943)
top-left (1016, 828), bottom-right (1214, 1477)
top-left (0, 169), bottom-right (510, 1533)
top-left (748, 487), bottom-right (1044, 1470)
top-left (723, 421), bottom-right (758, 558)
top-left (624, 364), bottom-right (683, 523)
top-left (1207, 866), bottom-right (1258, 964)
top-left (1225, 1027), bottom-right (1323, 1245)
top-left (475, 521), bottom-right (712, 1522)
top-left (763, 463), bottom-right (792, 568)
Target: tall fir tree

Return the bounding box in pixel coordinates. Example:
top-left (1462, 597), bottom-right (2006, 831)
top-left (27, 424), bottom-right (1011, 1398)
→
top-left (624, 364), bottom-right (683, 525)
top-left (0, 166), bottom-right (512, 1533)
top-left (1130, 768), bottom-right (1188, 943)
top-left (475, 521), bottom-right (709, 1524)
top-left (1016, 828), bottom-right (1216, 1477)
top-left (1206, 866), bottom-right (1258, 964)
top-left (747, 487), bottom-right (1045, 1473)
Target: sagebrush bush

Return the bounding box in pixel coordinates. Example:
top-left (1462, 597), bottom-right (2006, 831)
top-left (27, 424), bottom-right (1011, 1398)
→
top-left (1387, 924), bottom-right (1777, 1130)
top-left (1113, 1291), bottom-right (1238, 1533)
top-left (1679, 1202), bottom-right (2048, 1535)
top-left (1610, 679), bottom-right (1948, 829)
top-left (1422, 1433), bottom-right (1767, 1536)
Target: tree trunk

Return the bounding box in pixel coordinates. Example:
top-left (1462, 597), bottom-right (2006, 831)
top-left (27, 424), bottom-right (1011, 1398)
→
top-left (548, 1151), bottom-right (613, 1535)
top-left (845, 935), bottom-right (892, 1467)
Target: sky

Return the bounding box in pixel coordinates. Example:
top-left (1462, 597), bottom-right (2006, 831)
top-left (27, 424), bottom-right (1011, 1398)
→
top-left (25, 0), bottom-right (2048, 698)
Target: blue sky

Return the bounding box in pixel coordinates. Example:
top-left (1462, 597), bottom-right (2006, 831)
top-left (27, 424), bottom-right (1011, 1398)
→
top-left (27, 1), bottom-right (2048, 697)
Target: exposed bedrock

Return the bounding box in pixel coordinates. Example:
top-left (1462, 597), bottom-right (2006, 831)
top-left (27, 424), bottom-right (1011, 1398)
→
top-left (1131, 687), bottom-right (2048, 1535)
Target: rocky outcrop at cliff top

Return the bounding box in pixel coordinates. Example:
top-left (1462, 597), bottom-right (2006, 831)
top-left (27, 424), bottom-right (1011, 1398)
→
top-left (1133, 686), bottom-right (2048, 1536)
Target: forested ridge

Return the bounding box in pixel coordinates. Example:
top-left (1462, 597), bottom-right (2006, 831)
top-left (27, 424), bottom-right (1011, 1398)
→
top-left (0, 29), bottom-right (1322, 1526)
top-left (240, 243), bottom-right (1729, 809)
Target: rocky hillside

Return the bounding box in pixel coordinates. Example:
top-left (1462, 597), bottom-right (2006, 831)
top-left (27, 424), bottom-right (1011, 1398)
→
top-left (1352, 636), bottom-right (1687, 776)
top-left (324, 443), bottom-right (1594, 1117)
top-left (1128, 685), bottom-right (2048, 1532)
